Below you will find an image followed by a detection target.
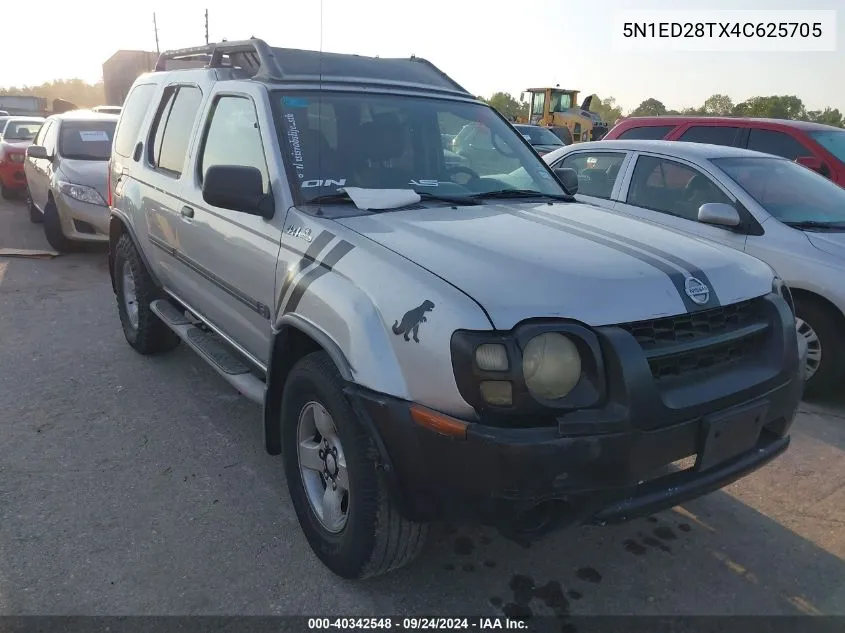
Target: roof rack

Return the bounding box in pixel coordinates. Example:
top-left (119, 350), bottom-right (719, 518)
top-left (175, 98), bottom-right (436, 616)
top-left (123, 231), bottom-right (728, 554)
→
top-left (154, 37), bottom-right (473, 98)
top-left (154, 38), bottom-right (283, 79)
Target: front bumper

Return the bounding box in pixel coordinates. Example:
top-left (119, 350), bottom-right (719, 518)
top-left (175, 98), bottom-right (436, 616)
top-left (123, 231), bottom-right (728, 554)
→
top-left (348, 295), bottom-right (803, 537)
top-left (54, 191), bottom-right (109, 242)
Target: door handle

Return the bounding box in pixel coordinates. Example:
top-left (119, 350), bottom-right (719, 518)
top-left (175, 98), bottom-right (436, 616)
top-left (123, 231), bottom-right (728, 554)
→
top-left (180, 206), bottom-right (194, 219)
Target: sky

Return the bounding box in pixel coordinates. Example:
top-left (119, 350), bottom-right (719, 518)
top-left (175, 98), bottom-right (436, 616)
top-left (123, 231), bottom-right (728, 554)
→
top-left (2, 0), bottom-right (843, 112)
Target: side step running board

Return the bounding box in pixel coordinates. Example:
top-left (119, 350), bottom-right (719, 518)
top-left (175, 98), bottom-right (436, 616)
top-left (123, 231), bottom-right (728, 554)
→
top-left (150, 299), bottom-right (265, 406)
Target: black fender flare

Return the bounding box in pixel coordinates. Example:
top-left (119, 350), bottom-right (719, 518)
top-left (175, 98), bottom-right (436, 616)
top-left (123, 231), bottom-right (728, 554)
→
top-left (262, 316), bottom-right (413, 519)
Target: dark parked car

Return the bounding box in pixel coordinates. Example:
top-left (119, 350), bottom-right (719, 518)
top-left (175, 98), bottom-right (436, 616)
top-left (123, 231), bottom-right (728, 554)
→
top-left (605, 116), bottom-right (845, 187)
top-left (513, 123), bottom-right (567, 155)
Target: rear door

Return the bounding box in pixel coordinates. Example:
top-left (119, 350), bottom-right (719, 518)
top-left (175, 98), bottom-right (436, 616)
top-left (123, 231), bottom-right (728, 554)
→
top-left (174, 85), bottom-right (283, 365)
top-left (139, 83), bottom-right (206, 294)
top-left (24, 119), bottom-right (51, 207)
top-left (612, 152), bottom-right (749, 251)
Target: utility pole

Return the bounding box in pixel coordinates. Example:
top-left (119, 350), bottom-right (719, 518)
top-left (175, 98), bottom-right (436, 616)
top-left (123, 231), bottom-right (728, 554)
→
top-left (205, 9), bottom-right (209, 44)
top-left (153, 12), bottom-right (160, 53)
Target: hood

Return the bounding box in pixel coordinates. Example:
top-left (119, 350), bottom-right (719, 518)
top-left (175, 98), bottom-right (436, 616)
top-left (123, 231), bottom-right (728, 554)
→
top-left (336, 201), bottom-right (774, 329)
top-left (805, 231), bottom-right (845, 259)
top-left (57, 159), bottom-right (109, 201)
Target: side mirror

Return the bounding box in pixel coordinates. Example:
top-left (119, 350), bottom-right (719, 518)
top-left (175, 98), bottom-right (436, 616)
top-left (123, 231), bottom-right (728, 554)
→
top-left (202, 165), bottom-right (274, 219)
top-left (796, 155), bottom-right (827, 175)
top-left (26, 145), bottom-right (49, 160)
top-left (698, 202), bottom-right (741, 228)
top-left (554, 167), bottom-right (579, 195)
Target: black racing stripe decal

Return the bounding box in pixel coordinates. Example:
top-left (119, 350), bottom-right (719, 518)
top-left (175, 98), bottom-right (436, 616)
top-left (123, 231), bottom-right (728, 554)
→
top-left (283, 240), bottom-right (354, 314)
top-left (148, 234), bottom-right (271, 318)
top-left (507, 208), bottom-right (706, 313)
top-left (275, 230), bottom-right (336, 318)
top-left (528, 208), bottom-right (721, 307)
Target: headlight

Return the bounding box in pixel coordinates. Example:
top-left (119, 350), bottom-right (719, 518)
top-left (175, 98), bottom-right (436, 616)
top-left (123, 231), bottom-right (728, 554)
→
top-left (9, 153), bottom-right (24, 163)
top-left (58, 181), bottom-right (106, 206)
top-left (522, 333), bottom-right (582, 399)
top-left (772, 276), bottom-right (794, 315)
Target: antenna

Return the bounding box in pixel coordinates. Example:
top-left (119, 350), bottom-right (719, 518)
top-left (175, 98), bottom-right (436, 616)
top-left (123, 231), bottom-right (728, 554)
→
top-left (153, 12), bottom-right (160, 54)
top-left (204, 9), bottom-right (209, 44)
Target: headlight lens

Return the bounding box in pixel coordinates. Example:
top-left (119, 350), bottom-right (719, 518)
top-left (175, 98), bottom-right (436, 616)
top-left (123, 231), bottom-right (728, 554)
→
top-left (58, 181), bottom-right (106, 206)
top-left (475, 343), bottom-right (509, 371)
top-left (522, 333), bottom-right (582, 399)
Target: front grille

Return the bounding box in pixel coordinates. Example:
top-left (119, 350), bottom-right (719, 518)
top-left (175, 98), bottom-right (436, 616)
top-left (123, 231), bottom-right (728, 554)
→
top-left (619, 298), bottom-right (771, 381)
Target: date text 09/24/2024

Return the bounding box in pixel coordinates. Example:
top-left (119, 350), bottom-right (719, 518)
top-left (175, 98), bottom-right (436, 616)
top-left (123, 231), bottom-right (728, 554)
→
top-left (307, 618), bottom-right (528, 630)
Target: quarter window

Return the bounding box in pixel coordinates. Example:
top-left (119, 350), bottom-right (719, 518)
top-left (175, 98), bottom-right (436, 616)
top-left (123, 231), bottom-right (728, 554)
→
top-left (555, 152), bottom-right (626, 199)
top-left (627, 155), bottom-right (732, 221)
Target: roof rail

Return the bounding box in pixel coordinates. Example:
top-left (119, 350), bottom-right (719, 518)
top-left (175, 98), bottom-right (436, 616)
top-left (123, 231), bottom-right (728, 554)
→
top-left (154, 38), bottom-right (283, 80)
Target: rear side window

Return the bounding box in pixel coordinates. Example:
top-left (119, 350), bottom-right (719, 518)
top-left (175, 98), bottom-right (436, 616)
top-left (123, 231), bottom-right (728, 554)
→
top-left (148, 85), bottom-right (203, 176)
top-left (747, 129), bottom-right (811, 161)
top-left (114, 84), bottom-right (156, 158)
top-left (678, 126), bottom-right (741, 146)
top-left (617, 125), bottom-right (674, 140)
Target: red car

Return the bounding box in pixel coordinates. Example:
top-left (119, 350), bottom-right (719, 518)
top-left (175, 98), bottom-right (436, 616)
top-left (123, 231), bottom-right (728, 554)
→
top-left (0, 116), bottom-right (45, 199)
top-left (605, 116), bottom-right (845, 187)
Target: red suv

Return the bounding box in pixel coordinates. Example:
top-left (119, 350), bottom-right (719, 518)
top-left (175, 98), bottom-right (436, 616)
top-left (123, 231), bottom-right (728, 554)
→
top-left (605, 116), bottom-right (845, 187)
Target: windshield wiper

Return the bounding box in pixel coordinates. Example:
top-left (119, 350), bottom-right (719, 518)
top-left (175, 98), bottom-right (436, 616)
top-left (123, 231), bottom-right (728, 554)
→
top-left (470, 189), bottom-right (574, 202)
top-left (783, 220), bottom-right (845, 230)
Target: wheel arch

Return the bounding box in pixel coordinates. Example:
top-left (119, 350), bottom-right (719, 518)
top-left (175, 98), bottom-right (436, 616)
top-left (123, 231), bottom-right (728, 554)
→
top-left (790, 287), bottom-right (845, 328)
top-left (108, 212), bottom-right (161, 294)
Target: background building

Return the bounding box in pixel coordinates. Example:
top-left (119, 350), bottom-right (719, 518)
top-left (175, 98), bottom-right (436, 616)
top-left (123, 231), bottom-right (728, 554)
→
top-left (0, 95), bottom-right (48, 115)
top-left (102, 50), bottom-right (159, 106)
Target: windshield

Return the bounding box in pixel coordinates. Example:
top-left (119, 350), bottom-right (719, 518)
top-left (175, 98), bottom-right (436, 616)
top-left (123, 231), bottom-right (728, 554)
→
top-left (58, 120), bottom-right (117, 161)
top-left (2, 120), bottom-right (43, 141)
top-left (809, 129), bottom-right (845, 163)
top-left (275, 91), bottom-right (567, 206)
top-left (515, 125), bottom-right (564, 146)
top-left (713, 156), bottom-right (845, 226)
top-left (549, 92), bottom-right (572, 113)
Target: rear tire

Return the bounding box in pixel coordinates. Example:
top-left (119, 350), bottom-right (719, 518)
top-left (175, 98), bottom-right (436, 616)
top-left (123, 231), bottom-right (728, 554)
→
top-left (113, 233), bottom-right (180, 355)
top-left (0, 182), bottom-right (14, 200)
top-left (282, 351), bottom-right (429, 579)
top-left (795, 296), bottom-right (845, 398)
top-left (43, 200), bottom-right (74, 252)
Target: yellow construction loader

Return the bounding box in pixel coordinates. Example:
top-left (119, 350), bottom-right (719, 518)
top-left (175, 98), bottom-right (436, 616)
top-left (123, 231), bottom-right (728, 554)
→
top-left (515, 87), bottom-right (609, 144)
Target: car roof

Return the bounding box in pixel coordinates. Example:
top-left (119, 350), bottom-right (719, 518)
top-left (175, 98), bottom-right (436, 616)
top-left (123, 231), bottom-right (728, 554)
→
top-left (616, 115), bottom-right (839, 132)
top-left (48, 111), bottom-right (120, 122)
top-left (152, 38), bottom-right (473, 99)
top-left (561, 139), bottom-right (787, 160)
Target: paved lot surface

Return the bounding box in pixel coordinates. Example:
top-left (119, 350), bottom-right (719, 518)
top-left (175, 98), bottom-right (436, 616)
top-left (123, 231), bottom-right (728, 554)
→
top-left (1, 196), bottom-right (843, 618)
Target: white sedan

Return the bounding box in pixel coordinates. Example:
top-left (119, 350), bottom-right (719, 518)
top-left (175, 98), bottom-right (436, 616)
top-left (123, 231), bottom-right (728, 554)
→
top-left (543, 139), bottom-right (845, 397)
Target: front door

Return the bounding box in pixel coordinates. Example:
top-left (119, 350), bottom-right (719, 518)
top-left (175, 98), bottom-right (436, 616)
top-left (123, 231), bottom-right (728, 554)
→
top-left (25, 120), bottom-right (56, 210)
top-left (176, 89), bottom-right (282, 366)
top-left (613, 153), bottom-right (749, 252)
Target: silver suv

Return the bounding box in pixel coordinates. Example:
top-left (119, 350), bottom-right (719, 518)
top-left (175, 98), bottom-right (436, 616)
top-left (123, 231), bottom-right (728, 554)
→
top-left (107, 39), bottom-right (805, 579)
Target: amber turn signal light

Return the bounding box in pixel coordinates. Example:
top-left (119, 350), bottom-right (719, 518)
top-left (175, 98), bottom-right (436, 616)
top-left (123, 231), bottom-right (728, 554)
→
top-left (410, 404), bottom-right (468, 440)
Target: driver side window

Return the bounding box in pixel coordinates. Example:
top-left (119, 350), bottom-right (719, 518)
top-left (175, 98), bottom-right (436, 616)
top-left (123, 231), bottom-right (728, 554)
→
top-left (626, 155), bottom-right (731, 221)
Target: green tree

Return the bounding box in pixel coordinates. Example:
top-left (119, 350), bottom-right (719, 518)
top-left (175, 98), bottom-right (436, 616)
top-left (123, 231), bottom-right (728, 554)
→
top-left (486, 92), bottom-right (527, 121)
top-left (733, 95), bottom-right (805, 120)
top-left (703, 94), bottom-right (734, 116)
top-left (590, 96), bottom-right (624, 124)
top-left (629, 98), bottom-right (667, 117)
top-left (806, 107), bottom-right (844, 127)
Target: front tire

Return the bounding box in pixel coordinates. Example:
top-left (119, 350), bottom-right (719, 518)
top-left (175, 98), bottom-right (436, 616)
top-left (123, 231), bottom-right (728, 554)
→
top-left (0, 182), bottom-right (13, 200)
top-left (795, 296), bottom-right (845, 398)
top-left (282, 351), bottom-right (429, 579)
top-left (43, 200), bottom-right (74, 252)
top-left (113, 233), bottom-right (180, 355)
